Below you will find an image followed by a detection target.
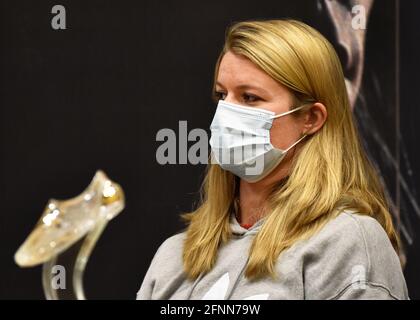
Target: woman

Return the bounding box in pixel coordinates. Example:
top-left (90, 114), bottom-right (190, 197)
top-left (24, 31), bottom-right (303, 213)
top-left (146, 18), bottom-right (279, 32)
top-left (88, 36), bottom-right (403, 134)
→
top-left (137, 19), bottom-right (409, 300)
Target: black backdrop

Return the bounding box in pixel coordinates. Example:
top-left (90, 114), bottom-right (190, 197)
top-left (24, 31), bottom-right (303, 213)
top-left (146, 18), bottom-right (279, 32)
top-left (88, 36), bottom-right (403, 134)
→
top-left (1, 0), bottom-right (419, 299)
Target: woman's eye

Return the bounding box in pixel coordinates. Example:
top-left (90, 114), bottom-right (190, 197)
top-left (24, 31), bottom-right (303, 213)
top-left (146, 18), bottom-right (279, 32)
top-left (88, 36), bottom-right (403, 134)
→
top-left (214, 91), bottom-right (226, 100)
top-left (212, 91), bottom-right (260, 103)
top-left (243, 93), bottom-right (260, 103)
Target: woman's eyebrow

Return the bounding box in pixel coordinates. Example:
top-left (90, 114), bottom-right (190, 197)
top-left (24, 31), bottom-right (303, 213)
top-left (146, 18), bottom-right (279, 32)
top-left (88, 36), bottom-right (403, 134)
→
top-left (236, 84), bottom-right (269, 95)
top-left (215, 81), bottom-right (269, 95)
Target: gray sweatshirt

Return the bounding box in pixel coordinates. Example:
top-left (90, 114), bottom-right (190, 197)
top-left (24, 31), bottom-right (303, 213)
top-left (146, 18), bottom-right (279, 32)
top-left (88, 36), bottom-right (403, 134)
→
top-left (136, 210), bottom-right (409, 300)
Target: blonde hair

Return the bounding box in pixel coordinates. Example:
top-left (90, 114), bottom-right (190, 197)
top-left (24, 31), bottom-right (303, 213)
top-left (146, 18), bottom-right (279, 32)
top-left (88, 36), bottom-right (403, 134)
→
top-left (180, 19), bottom-right (400, 280)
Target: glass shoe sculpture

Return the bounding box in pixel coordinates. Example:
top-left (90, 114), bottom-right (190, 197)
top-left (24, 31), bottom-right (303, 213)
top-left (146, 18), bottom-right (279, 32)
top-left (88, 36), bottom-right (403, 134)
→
top-left (14, 170), bottom-right (125, 299)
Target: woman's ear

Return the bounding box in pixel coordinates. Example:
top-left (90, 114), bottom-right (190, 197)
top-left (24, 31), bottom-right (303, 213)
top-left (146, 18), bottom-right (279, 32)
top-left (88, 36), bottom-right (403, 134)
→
top-left (302, 102), bottom-right (327, 135)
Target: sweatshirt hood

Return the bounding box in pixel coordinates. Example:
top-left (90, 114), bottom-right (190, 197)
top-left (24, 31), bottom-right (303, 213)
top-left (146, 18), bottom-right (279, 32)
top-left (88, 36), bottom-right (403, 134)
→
top-left (229, 211), bottom-right (266, 236)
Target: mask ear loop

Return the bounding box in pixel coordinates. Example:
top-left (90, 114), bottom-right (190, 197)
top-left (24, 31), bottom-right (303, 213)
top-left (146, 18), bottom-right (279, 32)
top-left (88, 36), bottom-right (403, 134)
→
top-left (269, 103), bottom-right (312, 152)
top-left (284, 133), bottom-right (308, 152)
top-left (270, 103), bottom-right (309, 119)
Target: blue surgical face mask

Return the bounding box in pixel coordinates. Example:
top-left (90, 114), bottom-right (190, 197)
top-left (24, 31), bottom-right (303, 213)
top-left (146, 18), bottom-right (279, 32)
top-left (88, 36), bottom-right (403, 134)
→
top-left (209, 100), bottom-right (308, 182)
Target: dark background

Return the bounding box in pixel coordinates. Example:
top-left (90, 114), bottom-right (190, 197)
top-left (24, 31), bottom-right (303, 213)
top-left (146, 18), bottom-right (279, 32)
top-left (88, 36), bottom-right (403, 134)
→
top-left (1, 0), bottom-right (419, 299)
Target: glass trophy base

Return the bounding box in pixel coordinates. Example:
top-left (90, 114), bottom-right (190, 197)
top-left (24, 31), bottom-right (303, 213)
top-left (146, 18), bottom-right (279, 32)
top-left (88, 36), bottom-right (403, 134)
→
top-left (14, 170), bottom-right (125, 299)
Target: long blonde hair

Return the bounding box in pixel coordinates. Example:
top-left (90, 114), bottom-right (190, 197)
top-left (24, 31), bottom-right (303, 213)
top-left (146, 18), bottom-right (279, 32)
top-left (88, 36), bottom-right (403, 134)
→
top-left (180, 19), bottom-right (400, 280)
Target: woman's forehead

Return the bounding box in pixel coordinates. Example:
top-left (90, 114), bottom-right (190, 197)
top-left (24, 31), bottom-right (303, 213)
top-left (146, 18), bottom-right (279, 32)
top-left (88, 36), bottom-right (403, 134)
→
top-left (218, 54), bottom-right (270, 84)
top-left (217, 52), bottom-right (290, 97)
top-left (218, 51), bottom-right (265, 81)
